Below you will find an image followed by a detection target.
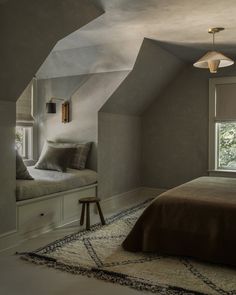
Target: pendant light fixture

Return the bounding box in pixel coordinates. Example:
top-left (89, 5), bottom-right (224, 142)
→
top-left (193, 27), bottom-right (234, 73)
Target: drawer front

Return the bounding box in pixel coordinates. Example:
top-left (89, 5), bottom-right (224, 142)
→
top-left (63, 187), bottom-right (96, 223)
top-left (18, 198), bottom-right (62, 234)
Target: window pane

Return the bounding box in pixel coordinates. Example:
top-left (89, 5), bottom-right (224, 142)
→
top-left (15, 126), bottom-right (24, 156)
top-left (217, 122), bottom-right (236, 170)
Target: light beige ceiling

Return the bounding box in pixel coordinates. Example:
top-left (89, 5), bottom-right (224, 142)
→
top-left (37, 0), bottom-right (236, 78)
top-left (56, 0), bottom-right (236, 49)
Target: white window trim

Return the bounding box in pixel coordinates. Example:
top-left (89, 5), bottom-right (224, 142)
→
top-left (16, 77), bottom-right (38, 166)
top-left (209, 76), bottom-right (236, 176)
top-left (16, 125), bottom-right (33, 162)
top-left (25, 126), bottom-right (33, 162)
top-left (22, 127), bottom-right (27, 158)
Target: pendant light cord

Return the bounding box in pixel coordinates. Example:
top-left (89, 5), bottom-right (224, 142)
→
top-left (212, 32), bottom-right (215, 50)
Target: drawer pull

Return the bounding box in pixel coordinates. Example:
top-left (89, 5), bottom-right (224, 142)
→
top-left (40, 213), bottom-right (45, 217)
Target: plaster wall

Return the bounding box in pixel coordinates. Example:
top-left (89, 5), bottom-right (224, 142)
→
top-left (98, 112), bottom-right (141, 198)
top-left (37, 40), bottom-right (141, 79)
top-left (0, 101), bottom-right (16, 235)
top-left (101, 39), bottom-right (184, 116)
top-left (142, 65), bottom-right (236, 189)
top-left (37, 71), bottom-right (129, 170)
top-left (98, 39), bottom-right (185, 199)
top-left (0, 0), bottom-right (103, 237)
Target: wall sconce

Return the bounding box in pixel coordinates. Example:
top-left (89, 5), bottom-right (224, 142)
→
top-left (46, 97), bottom-right (70, 123)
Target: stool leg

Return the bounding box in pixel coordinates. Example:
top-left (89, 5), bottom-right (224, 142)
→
top-left (86, 203), bottom-right (90, 230)
top-left (96, 202), bottom-right (105, 225)
top-left (80, 203), bottom-right (85, 226)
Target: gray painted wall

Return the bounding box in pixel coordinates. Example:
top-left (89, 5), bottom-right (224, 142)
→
top-left (35, 38), bottom-right (236, 204)
top-left (0, 101), bottom-right (16, 235)
top-left (101, 38), bottom-right (185, 116)
top-left (142, 64), bottom-right (236, 189)
top-left (98, 112), bottom-right (141, 198)
top-left (37, 71), bottom-right (129, 170)
top-left (0, 0), bottom-right (103, 236)
top-left (98, 38), bottom-right (185, 199)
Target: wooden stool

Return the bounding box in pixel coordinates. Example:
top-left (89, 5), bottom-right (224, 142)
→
top-left (79, 197), bottom-right (105, 230)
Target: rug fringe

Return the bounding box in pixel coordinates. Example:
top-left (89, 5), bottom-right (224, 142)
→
top-left (20, 253), bottom-right (206, 295)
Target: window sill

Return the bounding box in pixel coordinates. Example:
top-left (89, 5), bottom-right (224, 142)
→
top-left (208, 169), bottom-right (236, 178)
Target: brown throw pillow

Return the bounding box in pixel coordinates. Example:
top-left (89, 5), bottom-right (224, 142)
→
top-left (16, 151), bottom-right (34, 180)
top-left (35, 146), bottom-right (75, 172)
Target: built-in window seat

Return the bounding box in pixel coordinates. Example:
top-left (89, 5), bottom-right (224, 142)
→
top-left (16, 167), bottom-right (97, 201)
top-left (16, 167), bottom-right (97, 237)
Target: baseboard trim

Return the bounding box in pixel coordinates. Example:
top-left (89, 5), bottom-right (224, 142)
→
top-left (0, 230), bottom-right (19, 253)
top-left (100, 186), bottom-right (166, 213)
top-left (0, 186), bottom-right (166, 253)
top-left (140, 186), bottom-right (167, 197)
top-left (0, 221), bottom-right (80, 253)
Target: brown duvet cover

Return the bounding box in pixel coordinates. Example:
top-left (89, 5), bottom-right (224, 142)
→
top-left (122, 176), bottom-right (236, 266)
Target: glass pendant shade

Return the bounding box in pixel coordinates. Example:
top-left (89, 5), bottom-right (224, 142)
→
top-left (193, 51), bottom-right (234, 73)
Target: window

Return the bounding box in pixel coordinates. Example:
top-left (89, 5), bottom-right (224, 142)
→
top-left (16, 78), bottom-right (36, 163)
top-left (209, 77), bottom-right (236, 172)
top-left (15, 126), bottom-right (33, 160)
top-left (217, 122), bottom-right (236, 170)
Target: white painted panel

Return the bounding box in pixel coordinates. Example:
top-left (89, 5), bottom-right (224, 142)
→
top-left (18, 198), bottom-right (62, 234)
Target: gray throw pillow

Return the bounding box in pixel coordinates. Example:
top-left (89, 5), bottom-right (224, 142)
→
top-left (70, 142), bottom-right (91, 170)
top-left (16, 151), bottom-right (34, 180)
top-left (35, 146), bottom-right (75, 172)
top-left (43, 141), bottom-right (91, 170)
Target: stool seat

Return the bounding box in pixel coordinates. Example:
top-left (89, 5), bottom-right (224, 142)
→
top-left (79, 197), bottom-right (101, 204)
top-left (79, 196), bottom-right (105, 230)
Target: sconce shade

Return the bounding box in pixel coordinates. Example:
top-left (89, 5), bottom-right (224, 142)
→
top-left (46, 102), bottom-right (56, 113)
top-left (193, 51), bottom-right (234, 73)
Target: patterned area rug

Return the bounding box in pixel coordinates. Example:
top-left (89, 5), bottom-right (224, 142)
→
top-left (20, 200), bottom-right (236, 295)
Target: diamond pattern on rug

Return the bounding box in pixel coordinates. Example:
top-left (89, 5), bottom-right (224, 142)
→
top-left (20, 200), bottom-right (236, 295)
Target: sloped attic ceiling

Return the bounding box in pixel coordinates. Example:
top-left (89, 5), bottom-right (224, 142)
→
top-left (0, 0), bottom-right (103, 102)
top-left (37, 0), bottom-right (236, 79)
top-left (100, 38), bottom-right (185, 116)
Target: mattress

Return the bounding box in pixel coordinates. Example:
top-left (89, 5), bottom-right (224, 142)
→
top-left (16, 167), bottom-right (97, 201)
top-left (123, 176), bottom-right (236, 266)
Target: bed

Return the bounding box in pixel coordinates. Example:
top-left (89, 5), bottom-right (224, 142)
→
top-left (16, 166), bottom-right (97, 201)
top-left (122, 176), bottom-right (236, 266)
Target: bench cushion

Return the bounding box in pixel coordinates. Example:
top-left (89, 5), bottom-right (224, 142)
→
top-left (16, 167), bottom-right (97, 201)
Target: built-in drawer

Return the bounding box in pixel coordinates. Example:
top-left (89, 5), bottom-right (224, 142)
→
top-left (63, 186), bottom-right (96, 223)
top-left (18, 197), bottom-right (62, 234)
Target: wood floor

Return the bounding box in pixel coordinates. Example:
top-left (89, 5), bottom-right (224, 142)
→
top-left (0, 194), bottom-right (151, 295)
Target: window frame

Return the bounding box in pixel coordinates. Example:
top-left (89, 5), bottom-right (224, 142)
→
top-left (16, 77), bottom-right (38, 166)
top-left (209, 76), bottom-right (236, 175)
top-left (16, 125), bottom-right (34, 161)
